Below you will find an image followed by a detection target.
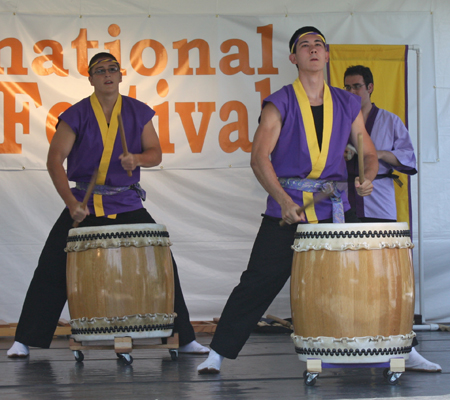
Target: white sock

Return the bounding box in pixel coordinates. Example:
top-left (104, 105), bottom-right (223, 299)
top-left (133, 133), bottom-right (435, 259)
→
top-left (7, 341), bottom-right (29, 358)
top-left (178, 340), bottom-right (210, 354)
top-left (197, 349), bottom-right (224, 374)
top-left (405, 347), bottom-right (442, 372)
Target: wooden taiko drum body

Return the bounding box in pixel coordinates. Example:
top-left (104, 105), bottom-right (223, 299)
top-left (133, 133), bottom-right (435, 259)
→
top-left (290, 222), bottom-right (415, 363)
top-left (65, 223), bottom-right (176, 341)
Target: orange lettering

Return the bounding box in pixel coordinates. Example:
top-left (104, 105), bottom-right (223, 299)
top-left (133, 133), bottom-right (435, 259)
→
top-left (157, 79), bottom-right (169, 98)
top-left (46, 102), bottom-right (72, 143)
top-left (0, 82), bottom-right (42, 154)
top-left (173, 39), bottom-right (215, 75)
top-left (220, 39), bottom-right (254, 75)
top-left (255, 78), bottom-right (271, 106)
top-left (130, 39), bottom-right (167, 76)
top-left (71, 29), bottom-right (99, 77)
top-left (0, 38), bottom-right (27, 75)
top-left (105, 24), bottom-right (126, 76)
top-left (219, 101), bottom-right (251, 153)
top-left (32, 40), bottom-right (69, 77)
top-left (175, 102), bottom-right (216, 153)
top-left (153, 102), bottom-right (174, 153)
top-left (257, 25), bottom-right (278, 75)
top-left (127, 86), bottom-right (137, 99)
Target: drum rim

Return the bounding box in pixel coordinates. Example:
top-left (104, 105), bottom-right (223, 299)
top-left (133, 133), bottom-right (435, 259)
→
top-left (68, 223), bottom-right (168, 236)
top-left (295, 222), bottom-right (408, 232)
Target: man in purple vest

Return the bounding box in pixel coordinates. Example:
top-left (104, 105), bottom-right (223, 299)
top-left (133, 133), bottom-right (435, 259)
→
top-left (344, 65), bottom-right (441, 372)
top-left (197, 26), bottom-right (379, 374)
top-left (7, 52), bottom-right (209, 358)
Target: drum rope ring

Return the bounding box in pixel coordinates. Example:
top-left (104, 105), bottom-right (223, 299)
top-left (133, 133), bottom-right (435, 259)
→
top-left (294, 229), bottom-right (411, 240)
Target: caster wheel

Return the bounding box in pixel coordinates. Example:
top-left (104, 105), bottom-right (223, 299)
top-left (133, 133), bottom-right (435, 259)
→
top-left (73, 350), bottom-right (84, 363)
top-left (304, 376), bottom-right (317, 386)
top-left (387, 373), bottom-right (400, 385)
top-left (383, 368), bottom-right (392, 379)
top-left (384, 369), bottom-right (401, 385)
top-left (304, 371), bottom-right (318, 386)
top-left (116, 353), bottom-right (123, 359)
top-left (120, 353), bottom-right (133, 365)
top-left (169, 349), bottom-right (178, 361)
top-left (388, 376), bottom-right (399, 385)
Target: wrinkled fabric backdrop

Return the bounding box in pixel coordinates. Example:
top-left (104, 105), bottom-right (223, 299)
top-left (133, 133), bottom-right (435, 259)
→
top-left (0, 0), bottom-right (448, 323)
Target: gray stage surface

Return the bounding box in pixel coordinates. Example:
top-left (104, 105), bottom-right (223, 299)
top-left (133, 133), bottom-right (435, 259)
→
top-left (0, 330), bottom-right (449, 399)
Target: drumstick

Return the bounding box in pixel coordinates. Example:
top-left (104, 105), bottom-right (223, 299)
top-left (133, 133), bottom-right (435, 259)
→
top-left (279, 190), bottom-right (333, 227)
top-left (72, 168), bottom-right (98, 228)
top-left (266, 314), bottom-right (294, 330)
top-left (358, 133), bottom-right (365, 184)
top-left (118, 114), bottom-right (133, 177)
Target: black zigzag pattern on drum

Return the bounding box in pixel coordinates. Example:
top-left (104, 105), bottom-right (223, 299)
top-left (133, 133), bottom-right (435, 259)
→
top-left (294, 229), bottom-right (411, 240)
top-left (71, 323), bottom-right (175, 335)
top-left (66, 230), bottom-right (170, 243)
top-left (295, 345), bottom-right (413, 357)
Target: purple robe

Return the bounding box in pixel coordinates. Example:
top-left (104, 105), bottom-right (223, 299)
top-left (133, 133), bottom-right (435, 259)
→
top-left (262, 84), bottom-right (361, 221)
top-left (58, 96), bottom-right (155, 216)
top-left (347, 104), bottom-right (417, 220)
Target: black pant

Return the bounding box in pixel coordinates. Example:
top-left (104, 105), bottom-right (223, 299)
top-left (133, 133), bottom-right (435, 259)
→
top-left (14, 208), bottom-right (195, 348)
top-left (358, 217), bottom-right (396, 223)
top-left (211, 211), bottom-right (360, 359)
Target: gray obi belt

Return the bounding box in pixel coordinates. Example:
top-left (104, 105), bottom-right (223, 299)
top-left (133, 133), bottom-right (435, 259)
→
top-left (278, 177), bottom-right (344, 223)
top-left (75, 182), bottom-right (146, 201)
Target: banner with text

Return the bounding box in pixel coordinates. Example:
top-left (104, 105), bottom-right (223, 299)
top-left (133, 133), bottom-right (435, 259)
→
top-left (0, 15), bottom-right (301, 170)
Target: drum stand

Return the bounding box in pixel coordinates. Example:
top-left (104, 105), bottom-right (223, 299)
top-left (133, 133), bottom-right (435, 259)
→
top-left (303, 357), bottom-right (405, 386)
top-left (69, 334), bottom-right (179, 365)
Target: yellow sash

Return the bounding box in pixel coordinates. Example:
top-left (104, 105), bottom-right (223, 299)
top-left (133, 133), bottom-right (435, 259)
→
top-left (90, 93), bottom-right (122, 218)
top-left (292, 78), bottom-right (333, 223)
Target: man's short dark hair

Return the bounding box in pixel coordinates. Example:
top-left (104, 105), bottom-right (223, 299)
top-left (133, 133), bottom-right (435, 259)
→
top-left (88, 52), bottom-right (119, 75)
top-left (289, 26), bottom-right (326, 53)
top-left (344, 65), bottom-right (374, 87)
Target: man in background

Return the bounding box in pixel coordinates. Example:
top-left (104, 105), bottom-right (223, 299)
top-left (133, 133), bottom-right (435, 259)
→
top-left (344, 64), bottom-right (441, 372)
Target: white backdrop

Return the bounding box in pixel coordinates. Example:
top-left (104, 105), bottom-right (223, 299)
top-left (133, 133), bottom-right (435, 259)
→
top-left (1, 0), bottom-right (449, 324)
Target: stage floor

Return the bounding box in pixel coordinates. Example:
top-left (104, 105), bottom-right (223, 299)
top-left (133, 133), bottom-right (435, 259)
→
top-left (0, 330), bottom-right (449, 399)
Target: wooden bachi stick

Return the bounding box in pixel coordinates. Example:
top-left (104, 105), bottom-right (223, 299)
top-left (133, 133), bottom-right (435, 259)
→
top-left (118, 114), bottom-right (133, 177)
top-left (72, 168), bottom-right (98, 228)
top-left (358, 133), bottom-right (365, 184)
top-left (279, 190), bottom-right (333, 227)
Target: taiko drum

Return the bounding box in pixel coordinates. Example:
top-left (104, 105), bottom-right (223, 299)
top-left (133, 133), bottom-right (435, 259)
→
top-left (290, 222), bottom-right (416, 363)
top-left (66, 223), bottom-right (176, 341)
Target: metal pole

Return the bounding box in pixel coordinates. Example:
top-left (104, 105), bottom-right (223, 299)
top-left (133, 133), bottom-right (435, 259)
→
top-left (409, 45), bottom-right (424, 321)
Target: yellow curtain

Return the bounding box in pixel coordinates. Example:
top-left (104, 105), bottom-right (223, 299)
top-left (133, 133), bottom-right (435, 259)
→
top-left (327, 44), bottom-right (411, 226)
